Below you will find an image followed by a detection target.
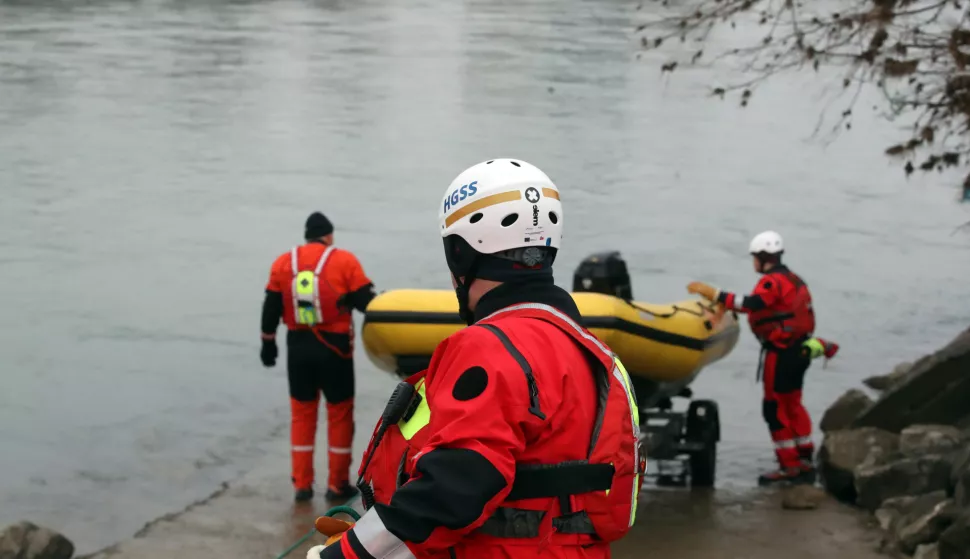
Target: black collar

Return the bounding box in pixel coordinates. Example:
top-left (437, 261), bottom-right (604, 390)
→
top-left (473, 276), bottom-right (582, 324)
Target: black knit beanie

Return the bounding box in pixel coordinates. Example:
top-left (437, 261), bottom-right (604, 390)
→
top-left (304, 212), bottom-right (334, 240)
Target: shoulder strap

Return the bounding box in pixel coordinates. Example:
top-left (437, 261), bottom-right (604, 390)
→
top-left (474, 323), bottom-right (546, 420)
top-left (314, 246), bottom-right (335, 275)
top-left (483, 303), bottom-right (615, 365)
top-left (482, 305), bottom-right (617, 459)
top-left (290, 245), bottom-right (334, 275)
top-left (476, 314), bottom-right (615, 460)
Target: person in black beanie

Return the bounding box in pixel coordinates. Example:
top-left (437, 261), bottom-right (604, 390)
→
top-left (260, 211), bottom-right (377, 502)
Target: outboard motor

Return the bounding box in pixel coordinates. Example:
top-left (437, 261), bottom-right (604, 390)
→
top-left (572, 251), bottom-right (633, 301)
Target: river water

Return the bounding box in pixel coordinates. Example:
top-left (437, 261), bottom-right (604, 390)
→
top-left (1, 0), bottom-right (968, 554)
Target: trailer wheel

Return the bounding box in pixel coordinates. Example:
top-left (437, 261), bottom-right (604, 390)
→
top-left (685, 400), bottom-right (719, 488)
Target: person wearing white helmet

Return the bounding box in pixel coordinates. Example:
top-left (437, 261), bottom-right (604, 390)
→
top-left (686, 231), bottom-right (839, 486)
top-left (308, 159), bottom-right (642, 559)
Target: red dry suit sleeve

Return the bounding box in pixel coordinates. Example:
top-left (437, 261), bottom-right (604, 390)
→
top-left (265, 252), bottom-right (288, 293)
top-left (334, 250), bottom-right (374, 295)
top-left (717, 274), bottom-right (779, 313)
top-left (371, 326), bottom-right (536, 556)
top-left (333, 250), bottom-right (376, 313)
top-left (261, 253), bottom-right (288, 337)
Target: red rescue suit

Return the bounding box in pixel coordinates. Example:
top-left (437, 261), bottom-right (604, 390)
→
top-left (716, 265), bottom-right (817, 469)
top-left (739, 268), bottom-right (815, 349)
top-left (328, 299), bottom-right (643, 559)
top-left (264, 242), bottom-right (374, 492)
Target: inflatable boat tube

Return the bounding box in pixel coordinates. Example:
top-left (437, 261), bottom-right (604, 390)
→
top-left (361, 289), bottom-right (739, 383)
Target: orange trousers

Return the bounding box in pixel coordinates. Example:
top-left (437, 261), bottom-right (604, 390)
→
top-left (286, 329), bottom-right (355, 491)
top-left (290, 398), bottom-right (354, 490)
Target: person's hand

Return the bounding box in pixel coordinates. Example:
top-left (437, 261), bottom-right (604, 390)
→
top-left (687, 281), bottom-right (720, 302)
top-left (305, 517), bottom-right (355, 558)
top-left (319, 516), bottom-right (354, 546)
top-left (260, 338), bottom-right (278, 367)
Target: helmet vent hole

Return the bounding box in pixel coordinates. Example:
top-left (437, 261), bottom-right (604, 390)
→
top-left (501, 213), bottom-right (519, 227)
top-left (469, 212), bottom-right (484, 224)
top-left (510, 161), bottom-right (521, 167)
top-left (486, 160), bottom-right (494, 164)
top-left (548, 211), bottom-right (559, 224)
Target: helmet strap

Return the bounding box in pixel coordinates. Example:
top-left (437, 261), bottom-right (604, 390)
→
top-left (442, 236), bottom-right (556, 324)
top-left (453, 262), bottom-right (478, 326)
top-left (754, 252), bottom-right (782, 273)
top-left (474, 249), bottom-right (556, 282)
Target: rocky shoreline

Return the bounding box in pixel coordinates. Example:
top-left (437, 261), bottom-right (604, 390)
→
top-left (817, 325), bottom-right (970, 559)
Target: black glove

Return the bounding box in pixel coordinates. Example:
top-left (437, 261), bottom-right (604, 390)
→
top-left (338, 284), bottom-right (377, 314)
top-left (260, 338), bottom-right (278, 367)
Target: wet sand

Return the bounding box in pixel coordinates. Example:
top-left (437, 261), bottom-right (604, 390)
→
top-left (84, 453), bottom-right (885, 559)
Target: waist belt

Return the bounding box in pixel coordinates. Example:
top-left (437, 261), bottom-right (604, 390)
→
top-left (753, 312), bottom-right (794, 327)
top-left (477, 460), bottom-right (614, 539)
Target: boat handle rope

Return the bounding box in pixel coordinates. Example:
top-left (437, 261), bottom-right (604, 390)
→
top-left (273, 499), bottom-right (362, 559)
top-left (625, 300), bottom-right (713, 319)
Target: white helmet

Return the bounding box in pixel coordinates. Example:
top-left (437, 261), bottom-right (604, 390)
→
top-left (439, 158), bottom-right (563, 324)
top-left (749, 230), bottom-right (784, 255)
top-left (439, 158), bottom-right (563, 253)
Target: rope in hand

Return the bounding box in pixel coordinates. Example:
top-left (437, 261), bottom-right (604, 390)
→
top-left (273, 497), bottom-right (362, 559)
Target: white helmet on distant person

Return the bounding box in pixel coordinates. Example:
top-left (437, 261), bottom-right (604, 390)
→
top-left (749, 230), bottom-right (784, 255)
top-left (438, 158), bottom-right (563, 322)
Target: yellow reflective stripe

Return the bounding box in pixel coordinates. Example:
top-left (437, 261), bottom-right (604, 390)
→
top-left (614, 358), bottom-right (638, 426)
top-left (632, 478), bottom-right (640, 526)
top-left (398, 379), bottom-right (430, 440)
top-left (612, 357), bottom-right (641, 526)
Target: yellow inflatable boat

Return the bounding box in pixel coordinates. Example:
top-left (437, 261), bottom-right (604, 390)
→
top-left (361, 289), bottom-right (739, 384)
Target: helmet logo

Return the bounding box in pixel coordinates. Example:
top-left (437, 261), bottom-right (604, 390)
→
top-left (443, 181), bottom-right (479, 213)
top-left (522, 247), bottom-right (545, 266)
top-left (525, 187), bottom-right (540, 204)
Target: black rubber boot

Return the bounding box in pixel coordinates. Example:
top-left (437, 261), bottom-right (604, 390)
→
top-left (325, 483), bottom-right (359, 501)
top-left (294, 488), bottom-right (314, 502)
top-left (757, 467), bottom-right (803, 486)
top-left (794, 463), bottom-right (817, 485)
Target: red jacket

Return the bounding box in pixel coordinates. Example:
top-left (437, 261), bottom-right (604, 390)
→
top-left (717, 265), bottom-right (816, 348)
top-left (336, 286), bottom-right (642, 559)
top-left (266, 243), bottom-right (372, 334)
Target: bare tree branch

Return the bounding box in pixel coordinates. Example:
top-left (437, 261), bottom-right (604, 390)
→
top-left (637, 0), bottom-right (970, 197)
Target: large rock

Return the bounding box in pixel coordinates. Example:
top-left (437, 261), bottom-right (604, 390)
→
top-left (939, 510), bottom-right (970, 559)
top-left (818, 427), bottom-right (899, 503)
top-left (864, 361), bottom-right (915, 392)
top-left (820, 389), bottom-right (874, 433)
top-left (954, 453), bottom-right (970, 508)
top-left (915, 543), bottom-right (941, 559)
top-left (950, 446), bottom-right (970, 472)
top-left (0, 521), bottom-right (74, 559)
top-left (900, 425), bottom-right (964, 457)
top-left (894, 495), bottom-right (958, 554)
top-left (855, 454), bottom-right (953, 511)
top-left (781, 484), bottom-right (826, 510)
top-left (854, 326), bottom-right (970, 433)
top-left (875, 494), bottom-right (918, 532)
